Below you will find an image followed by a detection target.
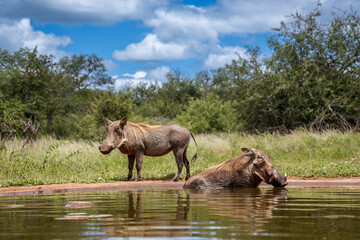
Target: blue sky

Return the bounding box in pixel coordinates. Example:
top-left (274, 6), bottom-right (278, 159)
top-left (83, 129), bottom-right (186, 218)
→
top-left (0, 0), bottom-right (358, 89)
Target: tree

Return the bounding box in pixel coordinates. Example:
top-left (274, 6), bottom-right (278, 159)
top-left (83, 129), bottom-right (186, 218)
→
top-left (129, 70), bottom-right (200, 121)
top-left (156, 71), bottom-right (200, 118)
top-left (0, 48), bottom-right (114, 137)
top-left (266, 4), bottom-right (360, 130)
top-left (1, 48), bottom-right (67, 127)
top-left (59, 54), bottom-right (113, 91)
top-left (94, 90), bottom-right (134, 123)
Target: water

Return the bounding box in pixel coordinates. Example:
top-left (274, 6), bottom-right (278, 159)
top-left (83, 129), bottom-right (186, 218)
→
top-left (1, 187), bottom-right (360, 239)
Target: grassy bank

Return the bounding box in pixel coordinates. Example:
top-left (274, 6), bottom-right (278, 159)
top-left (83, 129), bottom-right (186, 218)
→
top-left (1, 130), bottom-right (360, 187)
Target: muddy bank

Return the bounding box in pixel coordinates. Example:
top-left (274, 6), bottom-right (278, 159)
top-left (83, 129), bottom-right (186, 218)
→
top-left (1, 177), bottom-right (360, 197)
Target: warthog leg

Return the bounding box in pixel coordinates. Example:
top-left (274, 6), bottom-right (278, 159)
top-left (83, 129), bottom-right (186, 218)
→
top-left (183, 149), bottom-right (190, 180)
top-left (135, 152), bottom-right (144, 181)
top-left (126, 155), bottom-right (135, 180)
top-left (172, 149), bottom-right (185, 181)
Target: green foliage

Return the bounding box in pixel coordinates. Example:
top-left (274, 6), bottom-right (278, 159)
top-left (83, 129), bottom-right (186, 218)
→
top-left (0, 99), bottom-right (26, 138)
top-left (207, 5), bottom-right (360, 132)
top-left (59, 54), bottom-right (113, 90)
top-left (131, 71), bottom-right (200, 121)
top-left (264, 5), bottom-right (360, 131)
top-left (49, 113), bottom-right (101, 141)
top-left (176, 94), bottom-right (238, 133)
top-left (157, 71), bottom-right (200, 118)
top-left (94, 90), bottom-right (134, 123)
top-left (0, 48), bottom-right (114, 140)
top-left (1, 48), bottom-right (60, 122)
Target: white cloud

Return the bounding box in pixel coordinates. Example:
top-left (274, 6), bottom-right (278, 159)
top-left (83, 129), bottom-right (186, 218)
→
top-left (145, 1), bottom-right (301, 45)
top-left (102, 59), bottom-right (119, 72)
top-left (113, 66), bottom-right (170, 89)
top-left (0, 18), bottom-right (72, 57)
top-left (0, 0), bottom-right (168, 24)
top-left (185, 5), bottom-right (207, 14)
top-left (147, 66), bottom-right (170, 81)
top-left (1, 0), bottom-right (357, 27)
top-left (113, 72), bottom-right (150, 90)
top-left (147, 9), bottom-right (219, 42)
top-left (123, 71), bottom-right (147, 79)
top-left (204, 45), bottom-right (247, 69)
top-left (113, 75), bottom-right (142, 90)
top-left (113, 0), bottom-right (319, 62)
top-left (113, 34), bottom-right (189, 61)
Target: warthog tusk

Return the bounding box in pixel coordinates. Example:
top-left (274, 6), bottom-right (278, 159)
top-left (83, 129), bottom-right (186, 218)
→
top-left (254, 171), bottom-right (264, 181)
top-left (114, 138), bottom-right (128, 149)
top-left (111, 144), bottom-right (114, 149)
top-left (285, 173), bottom-right (287, 177)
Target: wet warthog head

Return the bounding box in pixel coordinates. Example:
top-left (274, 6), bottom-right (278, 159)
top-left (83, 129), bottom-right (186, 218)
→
top-left (242, 148), bottom-right (288, 187)
top-left (99, 117), bottom-right (128, 154)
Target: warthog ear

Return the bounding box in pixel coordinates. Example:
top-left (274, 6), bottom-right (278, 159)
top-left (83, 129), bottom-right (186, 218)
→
top-left (241, 148), bottom-right (255, 157)
top-left (104, 118), bottom-right (112, 126)
top-left (119, 116), bottom-right (128, 129)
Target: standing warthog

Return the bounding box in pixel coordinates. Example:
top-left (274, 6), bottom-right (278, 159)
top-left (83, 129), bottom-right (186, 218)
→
top-left (99, 117), bottom-right (198, 181)
top-left (183, 148), bottom-right (287, 189)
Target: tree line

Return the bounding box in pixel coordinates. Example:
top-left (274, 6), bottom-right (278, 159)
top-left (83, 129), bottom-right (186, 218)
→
top-left (1, 5), bottom-right (360, 142)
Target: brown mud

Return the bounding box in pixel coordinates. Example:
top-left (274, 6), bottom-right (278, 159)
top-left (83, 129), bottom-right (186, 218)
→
top-left (1, 177), bottom-right (360, 197)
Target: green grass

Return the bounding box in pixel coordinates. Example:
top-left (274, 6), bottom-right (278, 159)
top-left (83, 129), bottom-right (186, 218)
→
top-left (1, 130), bottom-right (360, 187)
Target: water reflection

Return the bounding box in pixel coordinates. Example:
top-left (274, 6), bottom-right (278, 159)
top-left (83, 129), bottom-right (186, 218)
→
top-left (101, 188), bottom-right (288, 238)
top-left (186, 188), bottom-right (287, 220)
top-left (103, 190), bottom-right (192, 238)
top-left (1, 188), bottom-right (360, 239)
top-left (185, 188), bottom-right (288, 236)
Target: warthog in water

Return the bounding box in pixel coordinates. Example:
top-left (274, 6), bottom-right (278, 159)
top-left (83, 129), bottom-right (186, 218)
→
top-left (99, 117), bottom-right (198, 181)
top-left (183, 148), bottom-right (287, 189)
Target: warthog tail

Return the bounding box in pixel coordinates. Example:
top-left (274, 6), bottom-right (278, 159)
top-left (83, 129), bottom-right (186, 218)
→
top-left (190, 132), bottom-right (198, 162)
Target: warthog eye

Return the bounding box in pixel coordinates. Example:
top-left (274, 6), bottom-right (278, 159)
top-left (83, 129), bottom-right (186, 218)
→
top-left (255, 155), bottom-right (265, 166)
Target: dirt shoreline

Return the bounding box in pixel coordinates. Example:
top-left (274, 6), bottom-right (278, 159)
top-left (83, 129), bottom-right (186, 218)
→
top-left (1, 177), bottom-right (360, 197)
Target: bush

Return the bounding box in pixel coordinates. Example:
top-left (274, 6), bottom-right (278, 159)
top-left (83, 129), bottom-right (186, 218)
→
top-left (94, 90), bottom-right (134, 123)
top-left (176, 94), bottom-right (238, 133)
top-left (0, 99), bottom-right (26, 139)
top-left (49, 113), bottom-right (105, 141)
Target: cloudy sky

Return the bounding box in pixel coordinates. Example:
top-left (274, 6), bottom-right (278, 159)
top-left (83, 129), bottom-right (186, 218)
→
top-left (0, 0), bottom-right (358, 88)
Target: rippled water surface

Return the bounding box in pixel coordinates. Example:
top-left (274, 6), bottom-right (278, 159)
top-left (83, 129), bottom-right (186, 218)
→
top-left (1, 187), bottom-right (360, 239)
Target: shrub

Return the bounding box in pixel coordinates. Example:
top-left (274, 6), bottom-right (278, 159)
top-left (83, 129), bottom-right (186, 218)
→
top-left (176, 94), bottom-right (238, 133)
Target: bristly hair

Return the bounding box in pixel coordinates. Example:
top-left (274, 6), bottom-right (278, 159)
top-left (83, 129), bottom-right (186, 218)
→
top-left (207, 153), bottom-right (253, 174)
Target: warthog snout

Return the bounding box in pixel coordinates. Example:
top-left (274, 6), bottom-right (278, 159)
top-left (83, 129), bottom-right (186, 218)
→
top-left (269, 169), bottom-right (288, 187)
top-left (99, 140), bottom-right (128, 154)
top-left (247, 148), bottom-right (288, 188)
top-left (99, 144), bottom-right (113, 155)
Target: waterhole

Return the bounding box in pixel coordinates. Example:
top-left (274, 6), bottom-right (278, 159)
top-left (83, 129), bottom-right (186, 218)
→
top-left (1, 187), bottom-right (360, 239)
